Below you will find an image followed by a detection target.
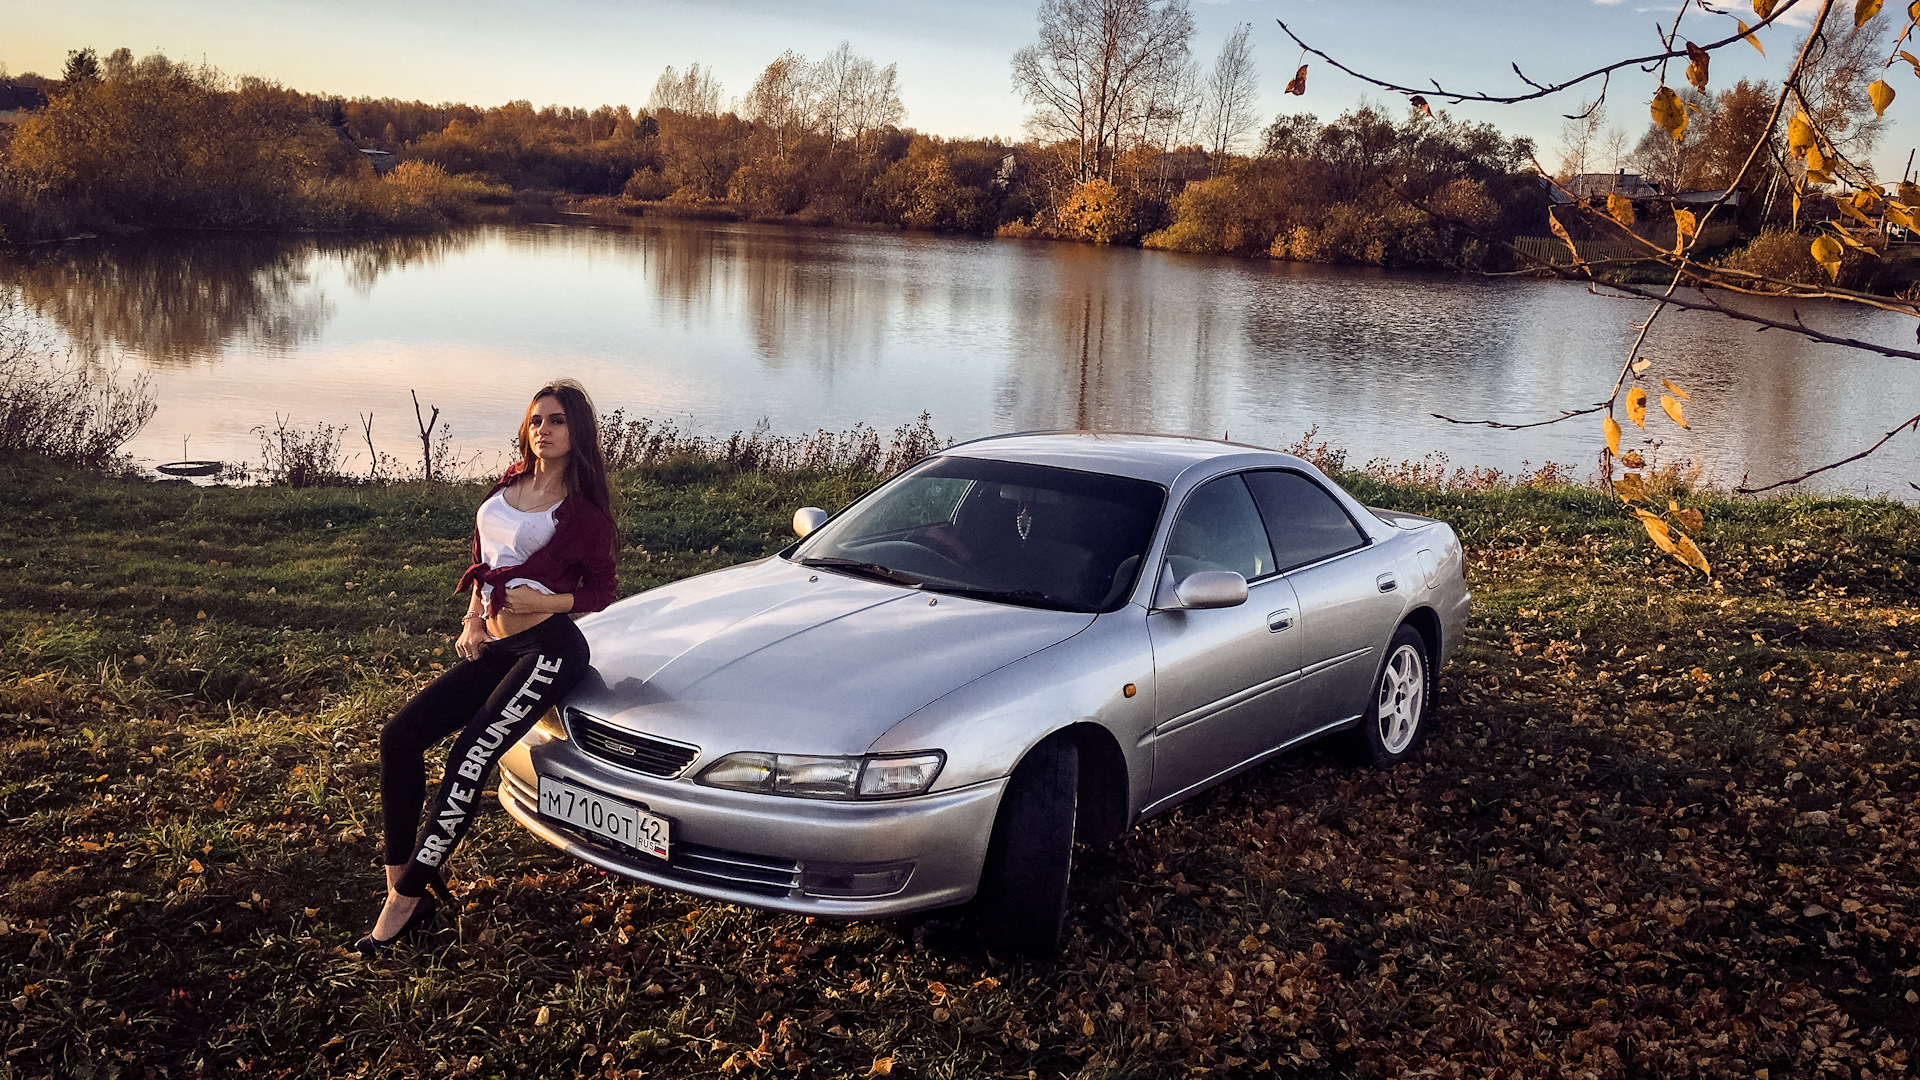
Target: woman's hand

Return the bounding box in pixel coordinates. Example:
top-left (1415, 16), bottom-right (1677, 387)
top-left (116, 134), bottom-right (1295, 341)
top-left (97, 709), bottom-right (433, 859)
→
top-left (455, 620), bottom-right (490, 662)
top-left (500, 586), bottom-right (573, 615)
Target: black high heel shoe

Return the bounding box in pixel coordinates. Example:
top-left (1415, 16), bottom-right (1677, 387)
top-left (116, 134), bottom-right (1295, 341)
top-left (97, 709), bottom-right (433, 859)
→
top-left (354, 871), bottom-right (448, 956)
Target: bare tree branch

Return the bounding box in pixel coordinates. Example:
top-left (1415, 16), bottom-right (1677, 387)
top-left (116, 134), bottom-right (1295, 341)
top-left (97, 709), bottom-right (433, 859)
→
top-left (1274, 1), bottom-right (1798, 106)
top-left (1735, 411), bottom-right (1920, 492)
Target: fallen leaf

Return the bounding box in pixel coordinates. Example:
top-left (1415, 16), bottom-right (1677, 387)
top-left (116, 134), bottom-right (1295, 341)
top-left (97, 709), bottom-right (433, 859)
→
top-left (866, 1057), bottom-right (895, 1077)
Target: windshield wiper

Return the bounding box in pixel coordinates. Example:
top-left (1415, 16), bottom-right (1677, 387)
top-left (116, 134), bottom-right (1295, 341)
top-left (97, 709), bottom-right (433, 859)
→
top-left (797, 556), bottom-right (924, 587)
top-left (919, 585), bottom-right (1092, 612)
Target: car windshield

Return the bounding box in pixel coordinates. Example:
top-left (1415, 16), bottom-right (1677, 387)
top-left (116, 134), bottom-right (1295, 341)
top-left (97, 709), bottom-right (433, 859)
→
top-left (789, 455), bottom-right (1166, 612)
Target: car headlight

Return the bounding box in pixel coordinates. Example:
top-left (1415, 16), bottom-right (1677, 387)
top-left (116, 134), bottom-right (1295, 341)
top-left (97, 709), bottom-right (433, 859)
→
top-left (526, 707), bottom-right (568, 744)
top-left (697, 750), bottom-right (945, 799)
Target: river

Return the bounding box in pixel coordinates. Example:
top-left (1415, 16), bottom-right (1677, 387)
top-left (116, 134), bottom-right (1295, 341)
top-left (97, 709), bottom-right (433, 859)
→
top-left (5, 218), bottom-right (1917, 497)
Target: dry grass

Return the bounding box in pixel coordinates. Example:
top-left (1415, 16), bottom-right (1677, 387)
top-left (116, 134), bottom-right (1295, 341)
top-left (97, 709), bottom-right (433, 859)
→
top-left (1, 453), bottom-right (1916, 1079)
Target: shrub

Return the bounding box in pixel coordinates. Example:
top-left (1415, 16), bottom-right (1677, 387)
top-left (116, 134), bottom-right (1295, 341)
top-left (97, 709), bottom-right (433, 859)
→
top-left (0, 293), bottom-right (154, 469)
top-left (1715, 227), bottom-right (1882, 291)
top-left (1055, 179), bottom-right (1138, 245)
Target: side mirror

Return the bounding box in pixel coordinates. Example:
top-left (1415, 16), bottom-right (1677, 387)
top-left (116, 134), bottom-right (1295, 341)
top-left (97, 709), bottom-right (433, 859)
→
top-left (792, 506), bottom-right (829, 538)
top-left (1173, 570), bottom-right (1248, 610)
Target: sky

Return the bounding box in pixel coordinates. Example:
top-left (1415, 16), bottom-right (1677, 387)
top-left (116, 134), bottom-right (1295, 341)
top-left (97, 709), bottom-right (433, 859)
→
top-left (3, 0), bottom-right (1913, 179)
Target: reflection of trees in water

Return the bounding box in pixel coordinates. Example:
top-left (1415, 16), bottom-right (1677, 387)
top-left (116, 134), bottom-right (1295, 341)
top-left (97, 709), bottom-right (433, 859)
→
top-left (995, 248), bottom-right (1227, 436)
top-left (641, 222), bottom-right (888, 374)
top-left (0, 230), bottom-right (469, 365)
top-left (331, 231), bottom-right (466, 296)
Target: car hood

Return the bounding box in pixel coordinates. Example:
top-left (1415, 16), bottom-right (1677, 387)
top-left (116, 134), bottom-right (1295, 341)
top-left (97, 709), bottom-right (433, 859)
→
top-left (567, 557), bottom-right (1097, 758)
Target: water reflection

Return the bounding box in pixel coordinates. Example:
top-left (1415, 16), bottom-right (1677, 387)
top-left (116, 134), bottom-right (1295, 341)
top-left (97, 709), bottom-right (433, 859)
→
top-left (1, 219), bottom-right (1914, 497)
top-left (0, 230), bottom-right (464, 364)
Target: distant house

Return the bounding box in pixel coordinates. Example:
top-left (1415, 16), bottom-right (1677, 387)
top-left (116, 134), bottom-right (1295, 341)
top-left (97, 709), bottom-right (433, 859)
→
top-left (0, 84), bottom-right (48, 125)
top-left (1550, 171), bottom-right (1664, 202)
top-left (359, 148), bottom-right (399, 175)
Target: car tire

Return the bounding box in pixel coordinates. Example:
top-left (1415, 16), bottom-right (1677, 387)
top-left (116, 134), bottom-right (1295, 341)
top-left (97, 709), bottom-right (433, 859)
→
top-left (1356, 624), bottom-right (1432, 768)
top-left (974, 736), bottom-right (1078, 957)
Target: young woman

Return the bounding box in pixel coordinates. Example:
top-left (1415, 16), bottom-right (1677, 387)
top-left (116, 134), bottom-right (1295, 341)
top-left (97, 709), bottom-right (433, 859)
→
top-left (358, 379), bottom-right (618, 955)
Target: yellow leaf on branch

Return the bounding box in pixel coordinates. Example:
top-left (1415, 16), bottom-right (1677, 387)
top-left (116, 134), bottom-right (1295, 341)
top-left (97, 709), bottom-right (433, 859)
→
top-left (1661, 393), bottom-right (1689, 428)
top-left (1753, 0), bottom-right (1776, 16)
top-left (1788, 112), bottom-right (1815, 155)
top-left (1674, 207), bottom-right (1697, 253)
top-left (1738, 19), bottom-right (1766, 55)
top-left (1548, 208), bottom-right (1582, 264)
top-left (1651, 87), bottom-right (1688, 140)
top-left (1615, 473), bottom-right (1648, 502)
top-left (1870, 79), bottom-right (1896, 118)
top-left (1608, 193), bottom-right (1636, 229)
top-left (1621, 450), bottom-right (1647, 468)
top-left (1626, 387), bottom-right (1648, 428)
top-left (1636, 510), bottom-right (1679, 554)
top-left (1857, 0), bottom-right (1885, 28)
top-left (1902, 181), bottom-right (1920, 207)
top-left (1670, 500), bottom-right (1705, 532)
top-left (1660, 378), bottom-right (1691, 400)
top-left (1901, 50), bottom-right (1920, 79)
top-left (1604, 416), bottom-right (1622, 454)
top-left (1685, 41), bottom-right (1711, 91)
top-left (1673, 532), bottom-right (1712, 574)
top-left (1811, 235), bottom-right (1844, 278)
top-left (1807, 142), bottom-right (1829, 173)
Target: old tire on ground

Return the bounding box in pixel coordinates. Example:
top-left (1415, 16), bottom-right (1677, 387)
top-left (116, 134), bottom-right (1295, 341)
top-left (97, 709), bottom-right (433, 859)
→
top-left (975, 735), bottom-right (1079, 957)
top-left (1356, 623), bottom-right (1433, 768)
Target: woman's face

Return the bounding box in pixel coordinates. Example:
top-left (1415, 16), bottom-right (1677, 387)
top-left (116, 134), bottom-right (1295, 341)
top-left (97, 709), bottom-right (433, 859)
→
top-left (527, 395), bottom-right (572, 465)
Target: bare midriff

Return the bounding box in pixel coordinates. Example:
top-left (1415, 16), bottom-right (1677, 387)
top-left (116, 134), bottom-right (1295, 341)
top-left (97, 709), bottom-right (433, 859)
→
top-left (486, 593), bottom-right (558, 640)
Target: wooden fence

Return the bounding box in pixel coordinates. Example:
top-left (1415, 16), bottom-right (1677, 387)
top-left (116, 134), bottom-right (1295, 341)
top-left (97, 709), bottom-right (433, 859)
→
top-left (1513, 223), bottom-right (1738, 265)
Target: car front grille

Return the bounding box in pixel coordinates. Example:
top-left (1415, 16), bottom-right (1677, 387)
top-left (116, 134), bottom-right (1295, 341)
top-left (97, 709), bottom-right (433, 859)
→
top-left (568, 710), bottom-right (699, 777)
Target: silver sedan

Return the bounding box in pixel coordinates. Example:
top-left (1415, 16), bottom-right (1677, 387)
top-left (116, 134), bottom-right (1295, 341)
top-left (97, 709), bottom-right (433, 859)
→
top-left (498, 433), bottom-right (1468, 953)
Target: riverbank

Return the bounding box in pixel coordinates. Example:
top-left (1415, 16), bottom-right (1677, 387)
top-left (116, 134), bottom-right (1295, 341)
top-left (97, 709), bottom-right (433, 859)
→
top-left (3, 455), bottom-right (1916, 1077)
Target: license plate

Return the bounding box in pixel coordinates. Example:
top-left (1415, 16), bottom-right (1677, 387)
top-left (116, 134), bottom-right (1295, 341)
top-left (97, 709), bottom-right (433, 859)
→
top-left (537, 775), bottom-right (670, 861)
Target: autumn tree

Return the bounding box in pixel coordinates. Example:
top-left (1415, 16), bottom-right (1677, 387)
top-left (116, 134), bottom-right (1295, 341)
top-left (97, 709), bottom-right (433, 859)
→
top-left (1011, 0), bottom-right (1197, 182)
top-left (1199, 24), bottom-right (1259, 169)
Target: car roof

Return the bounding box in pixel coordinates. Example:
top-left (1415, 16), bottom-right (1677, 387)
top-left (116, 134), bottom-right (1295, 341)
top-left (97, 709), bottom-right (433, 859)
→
top-left (934, 431), bottom-right (1309, 486)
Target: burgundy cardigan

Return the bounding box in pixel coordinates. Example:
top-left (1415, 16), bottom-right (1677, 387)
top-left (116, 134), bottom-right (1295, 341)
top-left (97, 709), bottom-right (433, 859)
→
top-left (455, 466), bottom-right (618, 617)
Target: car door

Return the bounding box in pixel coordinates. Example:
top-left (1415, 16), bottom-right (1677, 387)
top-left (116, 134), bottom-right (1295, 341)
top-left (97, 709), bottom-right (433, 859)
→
top-left (1145, 474), bottom-right (1303, 810)
top-left (1244, 470), bottom-right (1403, 738)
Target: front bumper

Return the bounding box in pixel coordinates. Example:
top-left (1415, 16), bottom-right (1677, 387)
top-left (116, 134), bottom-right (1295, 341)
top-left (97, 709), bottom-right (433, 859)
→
top-left (498, 732), bottom-right (1007, 917)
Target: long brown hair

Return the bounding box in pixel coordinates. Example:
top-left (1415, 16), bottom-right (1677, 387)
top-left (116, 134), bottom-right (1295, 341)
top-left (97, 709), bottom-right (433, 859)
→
top-left (514, 379), bottom-right (613, 522)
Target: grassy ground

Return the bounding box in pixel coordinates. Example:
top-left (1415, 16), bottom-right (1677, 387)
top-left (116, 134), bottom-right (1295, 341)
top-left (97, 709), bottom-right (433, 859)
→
top-left (1, 457), bottom-right (1916, 1079)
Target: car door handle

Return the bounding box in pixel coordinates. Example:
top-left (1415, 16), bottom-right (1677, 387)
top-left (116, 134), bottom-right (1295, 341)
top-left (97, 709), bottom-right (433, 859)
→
top-left (1268, 608), bottom-right (1294, 632)
top-left (1376, 573), bottom-right (1397, 593)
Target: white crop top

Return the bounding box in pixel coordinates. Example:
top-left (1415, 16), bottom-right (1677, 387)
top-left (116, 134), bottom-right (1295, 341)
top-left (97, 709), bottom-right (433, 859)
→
top-left (476, 490), bottom-right (561, 604)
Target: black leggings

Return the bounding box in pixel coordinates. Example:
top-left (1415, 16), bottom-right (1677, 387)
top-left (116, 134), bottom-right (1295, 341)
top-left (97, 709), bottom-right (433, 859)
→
top-left (380, 615), bottom-right (590, 898)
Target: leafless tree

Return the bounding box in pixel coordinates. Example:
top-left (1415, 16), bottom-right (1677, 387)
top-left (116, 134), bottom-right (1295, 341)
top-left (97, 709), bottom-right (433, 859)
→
top-left (648, 63), bottom-right (725, 117)
top-left (814, 41), bottom-right (905, 152)
top-left (1553, 98), bottom-right (1606, 181)
top-left (1199, 23), bottom-right (1259, 169)
top-left (744, 51), bottom-right (816, 157)
top-left (1011, 0), bottom-right (1198, 182)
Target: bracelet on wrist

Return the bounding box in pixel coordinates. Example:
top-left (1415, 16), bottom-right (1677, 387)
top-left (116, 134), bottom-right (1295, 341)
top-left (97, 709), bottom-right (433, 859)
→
top-left (462, 613), bottom-right (485, 623)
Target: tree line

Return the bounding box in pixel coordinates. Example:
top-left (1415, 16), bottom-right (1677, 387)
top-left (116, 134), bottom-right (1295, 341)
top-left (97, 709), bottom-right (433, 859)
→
top-left (3, 3), bottom-right (1881, 276)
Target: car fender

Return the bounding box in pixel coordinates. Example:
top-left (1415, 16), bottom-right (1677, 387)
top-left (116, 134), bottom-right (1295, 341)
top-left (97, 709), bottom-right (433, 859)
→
top-left (868, 607), bottom-right (1156, 816)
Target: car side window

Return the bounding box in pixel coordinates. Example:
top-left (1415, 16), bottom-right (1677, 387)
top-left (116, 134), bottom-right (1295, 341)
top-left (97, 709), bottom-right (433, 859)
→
top-left (1244, 470), bottom-right (1367, 572)
top-left (1163, 475), bottom-right (1275, 582)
